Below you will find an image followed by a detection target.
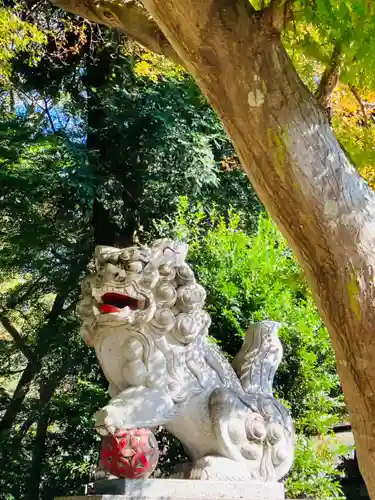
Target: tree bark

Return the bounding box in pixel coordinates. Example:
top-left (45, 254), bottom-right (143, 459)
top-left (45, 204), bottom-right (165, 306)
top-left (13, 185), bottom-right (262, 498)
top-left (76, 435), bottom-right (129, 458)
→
top-left (350, 86), bottom-right (369, 128)
top-left (51, 0), bottom-right (375, 494)
top-left (26, 361), bottom-right (73, 500)
top-left (19, 359), bottom-right (74, 442)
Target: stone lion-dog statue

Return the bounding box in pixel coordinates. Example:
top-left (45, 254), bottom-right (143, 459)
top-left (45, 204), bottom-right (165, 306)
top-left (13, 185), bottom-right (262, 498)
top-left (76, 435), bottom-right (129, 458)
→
top-left (77, 239), bottom-right (294, 482)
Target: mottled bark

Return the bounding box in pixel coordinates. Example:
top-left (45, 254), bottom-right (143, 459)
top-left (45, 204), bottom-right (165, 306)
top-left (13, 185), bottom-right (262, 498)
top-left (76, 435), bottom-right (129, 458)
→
top-left (50, 0), bottom-right (375, 495)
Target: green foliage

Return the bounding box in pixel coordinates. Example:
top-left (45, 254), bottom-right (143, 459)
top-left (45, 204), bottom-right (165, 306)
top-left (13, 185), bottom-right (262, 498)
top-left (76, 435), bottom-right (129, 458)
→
top-left (0, 113), bottom-right (92, 276)
top-left (329, 86), bottom-right (375, 190)
top-left (287, 0), bottom-right (375, 88)
top-left (81, 47), bottom-right (259, 241)
top-left (0, 3), bottom-right (46, 85)
top-left (286, 435), bottom-right (347, 499)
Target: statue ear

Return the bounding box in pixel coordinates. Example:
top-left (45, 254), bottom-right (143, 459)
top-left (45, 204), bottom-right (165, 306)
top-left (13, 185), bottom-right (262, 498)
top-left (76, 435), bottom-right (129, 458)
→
top-left (172, 242), bottom-right (188, 266)
top-left (151, 239), bottom-right (189, 267)
top-left (94, 245), bottom-right (122, 266)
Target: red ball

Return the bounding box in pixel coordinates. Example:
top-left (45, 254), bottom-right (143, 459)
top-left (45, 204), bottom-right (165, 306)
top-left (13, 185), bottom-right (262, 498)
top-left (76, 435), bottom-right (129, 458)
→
top-left (100, 428), bottom-right (159, 479)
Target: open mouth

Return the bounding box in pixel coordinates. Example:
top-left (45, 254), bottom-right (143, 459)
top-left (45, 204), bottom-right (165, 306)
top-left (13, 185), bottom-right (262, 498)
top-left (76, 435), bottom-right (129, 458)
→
top-left (99, 292), bottom-right (144, 314)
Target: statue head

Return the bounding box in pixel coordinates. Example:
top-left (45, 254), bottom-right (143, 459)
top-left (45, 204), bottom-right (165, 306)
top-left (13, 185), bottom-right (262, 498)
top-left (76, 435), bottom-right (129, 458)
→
top-left (77, 239), bottom-right (211, 347)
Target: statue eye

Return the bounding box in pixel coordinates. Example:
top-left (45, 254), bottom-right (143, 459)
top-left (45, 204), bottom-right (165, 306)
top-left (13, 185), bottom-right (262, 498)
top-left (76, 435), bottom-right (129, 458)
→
top-left (125, 261), bottom-right (143, 273)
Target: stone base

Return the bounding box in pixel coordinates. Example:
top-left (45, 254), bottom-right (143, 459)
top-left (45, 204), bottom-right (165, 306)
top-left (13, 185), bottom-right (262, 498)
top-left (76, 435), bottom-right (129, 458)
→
top-left (56, 478), bottom-right (285, 500)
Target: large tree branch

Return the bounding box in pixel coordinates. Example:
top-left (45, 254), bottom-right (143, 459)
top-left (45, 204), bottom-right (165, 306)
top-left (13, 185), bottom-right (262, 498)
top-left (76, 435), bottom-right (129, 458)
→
top-left (19, 359), bottom-right (74, 441)
top-left (4, 274), bottom-right (48, 309)
top-left (267, 0), bottom-right (294, 29)
top-left (51, 0), bottom-right (181, 63)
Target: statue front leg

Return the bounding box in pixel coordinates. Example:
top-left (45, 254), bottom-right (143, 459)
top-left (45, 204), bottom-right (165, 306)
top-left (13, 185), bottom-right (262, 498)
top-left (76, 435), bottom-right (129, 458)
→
top-left (95, 386), bottom-right (177, 436)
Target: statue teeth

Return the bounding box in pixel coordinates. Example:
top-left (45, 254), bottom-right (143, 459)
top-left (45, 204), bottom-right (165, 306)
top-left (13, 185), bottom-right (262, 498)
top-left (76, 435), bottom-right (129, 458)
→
top-left (122, 306), bottom-right (131, 317)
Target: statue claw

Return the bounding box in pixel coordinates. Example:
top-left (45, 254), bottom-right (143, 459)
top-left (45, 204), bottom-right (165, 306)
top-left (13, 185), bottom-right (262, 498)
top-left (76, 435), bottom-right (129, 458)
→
top-left (95, 405), bottom-right (125, 436)
top-left (96, 425), bottom-right (109, 436)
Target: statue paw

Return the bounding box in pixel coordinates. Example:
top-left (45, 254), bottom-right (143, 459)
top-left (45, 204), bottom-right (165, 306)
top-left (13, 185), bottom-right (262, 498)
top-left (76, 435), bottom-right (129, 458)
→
top-left (95, 405), bottom-right (126, 436)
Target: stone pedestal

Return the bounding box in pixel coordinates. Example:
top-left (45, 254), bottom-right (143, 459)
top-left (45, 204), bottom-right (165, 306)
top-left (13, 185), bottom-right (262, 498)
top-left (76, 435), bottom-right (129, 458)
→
top-left (56, 478), bottom-right (285, 500)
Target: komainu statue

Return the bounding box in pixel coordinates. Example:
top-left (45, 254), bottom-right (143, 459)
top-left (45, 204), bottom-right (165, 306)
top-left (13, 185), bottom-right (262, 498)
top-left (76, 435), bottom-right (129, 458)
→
top-left (77, 239), bottom-right (294, 482)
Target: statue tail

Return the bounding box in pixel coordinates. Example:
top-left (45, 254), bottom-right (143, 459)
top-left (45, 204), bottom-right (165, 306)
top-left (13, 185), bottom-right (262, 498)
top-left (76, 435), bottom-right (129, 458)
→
top-left (231, 321), bottom-right (283, 395)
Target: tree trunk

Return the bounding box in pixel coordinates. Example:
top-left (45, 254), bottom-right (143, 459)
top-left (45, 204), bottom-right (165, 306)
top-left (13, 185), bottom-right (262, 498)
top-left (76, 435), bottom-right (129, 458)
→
top-left (27, 365), bottom-right (72, 500)
top-left (137, 0), bottom-right (375, 494)
top-left (28, 409), bottom-right (49, 500)
top-left (85, 42), bottom-right (146, 247)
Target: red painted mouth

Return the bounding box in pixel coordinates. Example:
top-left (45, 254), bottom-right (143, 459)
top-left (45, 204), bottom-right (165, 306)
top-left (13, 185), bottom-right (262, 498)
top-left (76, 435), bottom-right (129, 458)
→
top-left (99, 292), bottom-right (140, 313)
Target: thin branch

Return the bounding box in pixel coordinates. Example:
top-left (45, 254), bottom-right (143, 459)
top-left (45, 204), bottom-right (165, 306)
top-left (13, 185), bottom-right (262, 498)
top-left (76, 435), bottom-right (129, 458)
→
top-left (0, 368), bottom-right (26, 375)
top-left (5, 274), bottom-right (47, 309)
top-left (18, 359), bottom-right (75, 441)
top-left (0, 314), bottom-right (37, 365)
top-left (62, 115), bottom-right (71, 131)
top-left (43, 98), bottom-right (56, 133)
top-left (0, 278), bottom-right (78, 437)
top-left (16, 88), bottom-right (37, 107)
top-left (315, 43), bottom-right (342, 116)
top-left (350, 85), bottom-right (368, 128)
top-left (50, 249), bottom-right (70, 263)
top-left (4, 264), bottom-right (64, 309)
